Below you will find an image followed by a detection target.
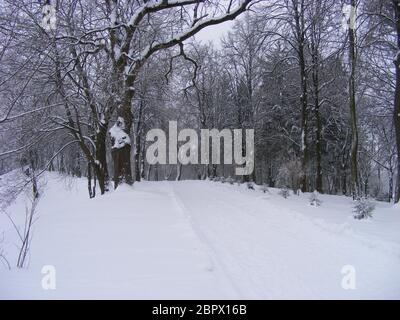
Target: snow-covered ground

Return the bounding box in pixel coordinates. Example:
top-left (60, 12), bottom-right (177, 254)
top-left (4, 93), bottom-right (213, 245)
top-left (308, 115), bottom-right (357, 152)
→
top-left (0, 173), bottom-right (399, 299)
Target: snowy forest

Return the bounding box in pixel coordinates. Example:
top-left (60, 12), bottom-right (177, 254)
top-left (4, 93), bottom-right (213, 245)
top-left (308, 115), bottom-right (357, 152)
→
top-left (0, 0), bottom-right (398, 202)
top-left (0, 0), bottom-right (400, 300)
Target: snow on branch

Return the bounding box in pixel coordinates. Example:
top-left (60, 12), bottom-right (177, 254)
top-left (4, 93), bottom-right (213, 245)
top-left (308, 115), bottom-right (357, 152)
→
top-left (136, 0), bottom-right (252, 65)
top-left (127, 0), bottom-right (203, 29)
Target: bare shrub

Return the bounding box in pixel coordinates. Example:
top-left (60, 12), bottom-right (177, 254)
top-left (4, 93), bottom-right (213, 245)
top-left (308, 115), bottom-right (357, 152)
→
top-left (277, 160), bottom-right (302, 193)
top-left (279, 187), bottom-right (291, 199)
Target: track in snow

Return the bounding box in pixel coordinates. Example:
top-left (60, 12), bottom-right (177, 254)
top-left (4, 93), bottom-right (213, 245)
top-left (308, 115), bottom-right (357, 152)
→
top-left (169, 181), bottom-right (400, 299)
top-left (1, 174), bottom-right (399, 299)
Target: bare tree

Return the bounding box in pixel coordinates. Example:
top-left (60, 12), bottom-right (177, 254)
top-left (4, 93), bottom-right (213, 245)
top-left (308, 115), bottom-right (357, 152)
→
top-left (347, 0), bottom-right (360, 199)
top-left (392, 0), bottom-right (400, 203)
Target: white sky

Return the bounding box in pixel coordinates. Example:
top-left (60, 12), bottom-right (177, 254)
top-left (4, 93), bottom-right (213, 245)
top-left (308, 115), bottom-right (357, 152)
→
top-left (193, 20), bottom-right (235, 47)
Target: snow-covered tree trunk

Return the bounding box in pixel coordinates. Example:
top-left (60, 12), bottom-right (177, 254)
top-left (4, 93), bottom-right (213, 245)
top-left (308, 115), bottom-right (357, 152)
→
top-left (110, 116), bottom-right (133, 188)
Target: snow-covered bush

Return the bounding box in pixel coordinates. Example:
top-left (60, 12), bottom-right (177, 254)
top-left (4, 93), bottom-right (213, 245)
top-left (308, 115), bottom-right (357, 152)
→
top-left (220, 177), bottom-right (227, 184)
top-left (279, 187), bottom-right (290, 199)
top-left (260, 183), bottom-right (269, 193)
top-left (247, 182), bottom-right (255, 190)
top-left (353, 198), bottom-right (375, 220)
top-left (213, 177), bottom-right (221, 183)
top-left (309, 191), bottom-right (322, 207)
top-left (226, 176), bottom-right (235, 185)
top-left (276, 160), bottom-right (302, 193)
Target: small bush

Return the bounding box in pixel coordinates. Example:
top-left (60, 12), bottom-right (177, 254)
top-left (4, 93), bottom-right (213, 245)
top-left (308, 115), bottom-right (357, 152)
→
top-left (309, 191), bottom-right (322, 207)
top-left (276, 160), bottom-right (302, 192)
top-left (353, 198), bottom-right (375, 220)
top-left (247, 182), bottom-right (255, 190)
top-left (279, 187), bottom-right (290, 199)
top-left (226, 176), bottom-right (235, 185)
top-left (260, 183), bottom-right (269, 193)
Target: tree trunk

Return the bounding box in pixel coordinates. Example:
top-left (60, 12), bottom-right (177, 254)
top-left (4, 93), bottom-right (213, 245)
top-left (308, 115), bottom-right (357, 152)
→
top-left (310, 16), bottom-right (323, 194)
top-left (176, 163), bottom-right (182, 181)
top-left (299, 47), bottom-right (309, 193)
top-left (393, 0), bottom-right (400, 203)
top-left (146, 164), bottom-right (152, 181)
top-left (112, 144), bottom-right (132, 188)
top-left (299, 53), bottom-right (309, 191)
top-left (294, 0), bottom-right (309, 193)
top-left (312, 53), bottom-right (323, 193)
top-left (348, 0), bottom-right (359, 199)
top-left (110, 62), bottom-right (136, 188)
top-left (87, 162), bottom-right (96, 199)
top-left (389, 168), bottom-right (394, 203)
top-left (140, 142), bottom-right (146, 180)
top-left (201, 165), bottom-right (208, 180)
top-left (134, 100), bottom-right (144, 182)
top-left (110, 110), bottom-right (133, 189)
top-left (268, 162), bottom-right (275, 187)
top-left (209, 164), bottom-right (217, 178)
top-left (315, 104), bottom-right (323, 193)
top-left (341, 163), bottom-right (347, 196)
top-left (94, 125), bottom-right (110, 194)
top-left (134, 135), bottom-right (141, 182)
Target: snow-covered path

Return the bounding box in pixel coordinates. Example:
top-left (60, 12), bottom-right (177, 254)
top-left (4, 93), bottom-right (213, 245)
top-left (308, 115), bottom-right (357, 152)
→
top-left (0, 174), bottom-right (399, 299)
top-left (170, 181), bottom-right (400, 299)
top-left (0, 177), bottom-right (236, 299)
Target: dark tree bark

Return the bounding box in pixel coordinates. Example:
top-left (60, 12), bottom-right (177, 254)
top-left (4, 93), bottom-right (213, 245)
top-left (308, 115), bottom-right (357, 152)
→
top-left (140, 142), bottom-right (146, 180)
top-left (134, 100), bottom-right (144, 182)
top-left (134, 135), bottom-right (142, 182)
top-left (348, 0), bottom-right (360, 199)
top-left (341, 163), bottom-right (348, 196)
top-left (314, 89), bottom-right (323, 193)
top-left (393, 0), bottom-right (400, 203)
top-left (111, 144), bottom-right (132, 188)
top-left (311, 39), bottom-right (323, 194)
top-left (87, 162), bottom-right (96, 199)
top-left (94, 124), bottom-right (110, 194)
top-left (110, 67), bottom-right (135, 188)
top-left (268, 162), bottom-right (275, 187)
top-left (293, 0), bottom-right (309, 192)
top-left (309, 0), bottom-right (324, 193)
top-left (111, 111), bottom-right (133, 189)
top-left (176, 163), bottom-right (182, 181)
